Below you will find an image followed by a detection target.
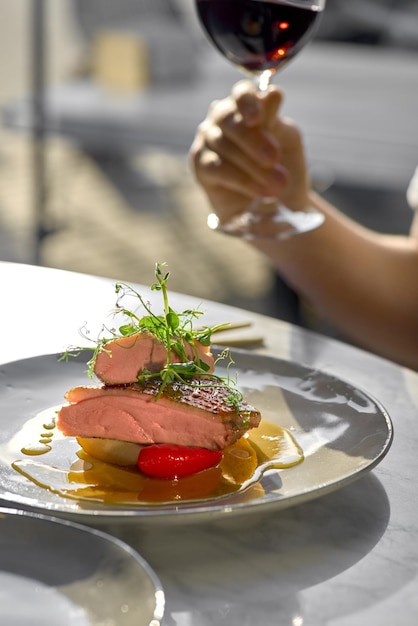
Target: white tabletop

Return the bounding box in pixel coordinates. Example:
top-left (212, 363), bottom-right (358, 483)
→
top-left (1, 261), bottom-right (418, 626)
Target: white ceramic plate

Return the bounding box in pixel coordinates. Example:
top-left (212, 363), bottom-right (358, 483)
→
top-left (0, 507), bottom-right (165, 625)
top-left (0, 350), bottom-right (393, 525)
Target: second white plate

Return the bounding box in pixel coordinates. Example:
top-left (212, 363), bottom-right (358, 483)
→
top-left (0, 507), bottom-right (165, 625)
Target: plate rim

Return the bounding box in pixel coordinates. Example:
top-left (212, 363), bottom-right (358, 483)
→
top-left (0, 505), bottom-right (165, 623)
top-left (0, 350), bottom-right (393, 524)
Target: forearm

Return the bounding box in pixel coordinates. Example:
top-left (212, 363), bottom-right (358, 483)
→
top-left (189, 83), bottom-right (418, 368)
top-left (250, 192), bottom-right (418, 369)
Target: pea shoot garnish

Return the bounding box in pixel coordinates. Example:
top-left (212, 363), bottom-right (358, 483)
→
top-left (61, 263), bottom-right (248, 417)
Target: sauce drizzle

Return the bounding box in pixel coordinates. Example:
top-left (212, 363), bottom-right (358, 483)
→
top-left (12, 406), bottom-right (304, 505)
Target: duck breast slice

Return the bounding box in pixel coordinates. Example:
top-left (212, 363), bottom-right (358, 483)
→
top-left (57, 379), bottom-right (261, 451)
top-left (93, 332), bottom-right (214, 385)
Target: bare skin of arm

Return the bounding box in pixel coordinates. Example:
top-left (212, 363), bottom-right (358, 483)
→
top-left (190, 81), bottom-right (418, 370)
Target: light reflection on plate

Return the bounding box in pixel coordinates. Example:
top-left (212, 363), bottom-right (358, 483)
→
top-left (0, 507), bottom-right (165, 625)
top-left (0, 350), bottom-right (393, 525)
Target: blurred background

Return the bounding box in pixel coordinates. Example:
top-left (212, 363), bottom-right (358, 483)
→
top-left (0, 0), bottom-right (417, 342)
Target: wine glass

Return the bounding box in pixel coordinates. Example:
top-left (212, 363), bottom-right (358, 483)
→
top-left (195, 0), bottom-right (327, 240)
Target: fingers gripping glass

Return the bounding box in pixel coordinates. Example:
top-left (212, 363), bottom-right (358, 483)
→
top-left (196, 0), bottom-right (326, 240)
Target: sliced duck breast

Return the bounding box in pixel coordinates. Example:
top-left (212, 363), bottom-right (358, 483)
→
top-left (57, 379), bottom-right (261, 451)
top-left (93, 331), bottom-right (214, 385)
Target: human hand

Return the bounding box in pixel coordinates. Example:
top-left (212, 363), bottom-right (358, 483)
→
top-left (189, 80), bottom-right (311, 227)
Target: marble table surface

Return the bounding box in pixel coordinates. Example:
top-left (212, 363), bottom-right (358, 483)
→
top-left (1, 261), bottom-right (418, 626)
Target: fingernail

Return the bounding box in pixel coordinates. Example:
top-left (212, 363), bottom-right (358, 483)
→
top-left (257, 131), bottom-right (282, 164)
top-left (259, 142), bottom-right (279, 164)
top-left (260, 165), bottom-right (287, 194)
top-left (241, 101), bottom-right (258, 118)
top-left (239, 95), bottom-right (261, 125)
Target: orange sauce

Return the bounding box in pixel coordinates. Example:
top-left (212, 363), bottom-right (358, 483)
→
top-left (11, 406), bottom-right (303, 505)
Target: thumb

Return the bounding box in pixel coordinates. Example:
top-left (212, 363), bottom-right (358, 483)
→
top-left (260, 87), bottom-right (284, 129)
top-left (231, 80), bottom-right (283, 129)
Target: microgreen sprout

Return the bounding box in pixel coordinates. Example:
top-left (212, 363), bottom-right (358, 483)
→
top-left (60, 263), bottom-right (247, 416)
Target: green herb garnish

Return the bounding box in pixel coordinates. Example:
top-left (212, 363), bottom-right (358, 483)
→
top-left (60, 263), bottom-right (249, 420)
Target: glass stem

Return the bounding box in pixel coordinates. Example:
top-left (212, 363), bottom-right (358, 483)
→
top-left (257, 70), bottom-right (273, 92)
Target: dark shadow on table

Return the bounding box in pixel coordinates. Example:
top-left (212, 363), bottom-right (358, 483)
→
top-left (107, 473), bottom-right (394, 625)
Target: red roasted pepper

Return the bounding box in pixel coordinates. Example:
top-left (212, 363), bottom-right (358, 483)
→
top-left (137, 444), bottom-right (223, 479)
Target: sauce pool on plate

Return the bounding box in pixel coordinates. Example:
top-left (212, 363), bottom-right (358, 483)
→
top-left (11, 407), bottom-right (304, 505)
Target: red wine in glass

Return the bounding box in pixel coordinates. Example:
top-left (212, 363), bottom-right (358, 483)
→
top-left (196, 0), bottom-right (327, 239)
top-left (197, 0), bottom-right (323, 79)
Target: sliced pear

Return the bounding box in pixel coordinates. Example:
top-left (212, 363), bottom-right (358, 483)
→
top-left (76, 437), bottom-right (143, 466)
